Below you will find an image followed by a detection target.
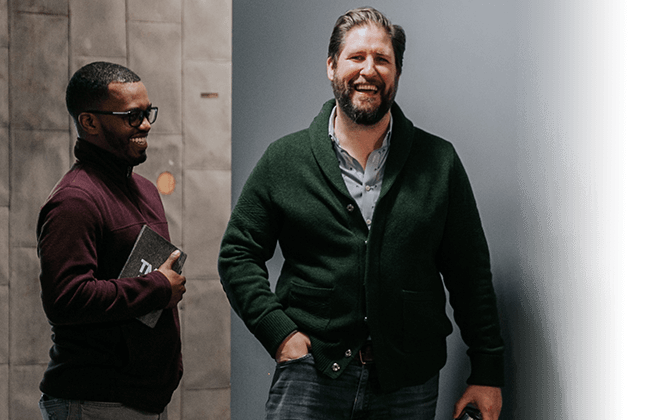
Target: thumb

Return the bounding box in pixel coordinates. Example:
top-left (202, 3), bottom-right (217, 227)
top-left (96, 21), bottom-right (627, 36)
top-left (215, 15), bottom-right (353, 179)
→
top-left (165, 250), bottom-right (181, 268)
top-left (453, 399), bottom-right (470, 419)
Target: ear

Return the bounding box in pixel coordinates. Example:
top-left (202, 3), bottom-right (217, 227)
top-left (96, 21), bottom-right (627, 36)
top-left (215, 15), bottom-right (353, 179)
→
top-left (326, 56), bottom-right (335, 82)
top-left (77, 112), bottom-right (101, 136)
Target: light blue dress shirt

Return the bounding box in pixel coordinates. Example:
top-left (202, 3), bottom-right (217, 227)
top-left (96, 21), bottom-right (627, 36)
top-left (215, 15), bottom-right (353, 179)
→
top-left (328, 106), bottom-right (392, 229)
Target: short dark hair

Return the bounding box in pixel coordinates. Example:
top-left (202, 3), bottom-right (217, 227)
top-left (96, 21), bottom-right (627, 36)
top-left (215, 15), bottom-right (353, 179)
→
top-left (328, 7), bottom-right (406, 75)
top-left (66, 61), bottom-right (141, 120)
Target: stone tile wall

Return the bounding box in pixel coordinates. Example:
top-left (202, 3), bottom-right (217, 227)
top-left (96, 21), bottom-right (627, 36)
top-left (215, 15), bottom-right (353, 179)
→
top-left (1, 1), bottom-right (232, 419)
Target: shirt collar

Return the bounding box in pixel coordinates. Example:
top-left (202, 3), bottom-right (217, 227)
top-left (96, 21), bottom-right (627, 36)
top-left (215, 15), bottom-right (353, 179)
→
top-left (328, 105), bottom-right (393, 149)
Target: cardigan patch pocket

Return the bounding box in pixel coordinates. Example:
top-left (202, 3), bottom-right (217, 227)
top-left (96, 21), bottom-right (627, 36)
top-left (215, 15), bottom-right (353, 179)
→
top-left (285, 281), bottom-right (332, 333)
top-left (401, 289), bottom-right (450, 353)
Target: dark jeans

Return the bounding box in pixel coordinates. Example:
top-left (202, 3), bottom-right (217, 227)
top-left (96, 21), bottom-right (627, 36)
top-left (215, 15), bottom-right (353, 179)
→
top-left (38, 394), bottom-right (167, 420)
top-left (266, 354), bottom-right (439, 419)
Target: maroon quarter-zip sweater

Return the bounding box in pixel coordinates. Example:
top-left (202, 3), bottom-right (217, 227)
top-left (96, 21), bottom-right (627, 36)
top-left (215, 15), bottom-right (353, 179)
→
top-left (37, 139), bottom-right (182, 413)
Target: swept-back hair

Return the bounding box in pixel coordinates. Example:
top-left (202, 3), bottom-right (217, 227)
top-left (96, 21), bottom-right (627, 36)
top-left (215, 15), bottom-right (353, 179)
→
top-left (328, 7), bottom-right (406, 75)
top-left (66, 61), bottom-right (141, 119)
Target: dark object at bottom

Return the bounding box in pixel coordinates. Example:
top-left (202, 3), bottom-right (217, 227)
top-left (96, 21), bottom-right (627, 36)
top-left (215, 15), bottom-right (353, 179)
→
top-left (456, 403), bottom-right (482, 420)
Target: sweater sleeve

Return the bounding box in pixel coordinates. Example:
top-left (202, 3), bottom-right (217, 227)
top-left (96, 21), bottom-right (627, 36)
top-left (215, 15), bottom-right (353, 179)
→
top-left (437, 150), bottom-right (505, 387)
top-left (37, 186), bottom-right (172, 325)
top-left (218, 148), bottom-right (298, 357)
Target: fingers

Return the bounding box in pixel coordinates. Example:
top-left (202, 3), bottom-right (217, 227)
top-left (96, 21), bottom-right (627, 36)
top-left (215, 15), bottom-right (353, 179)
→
top-left (166, 275), bottom-right (186, 308)
top-left (453, 396), bottom-right (471, 419)
top-left (454, 385), bottom-right (502, 420)
top-left (159, 251), bottom-right (186, 309)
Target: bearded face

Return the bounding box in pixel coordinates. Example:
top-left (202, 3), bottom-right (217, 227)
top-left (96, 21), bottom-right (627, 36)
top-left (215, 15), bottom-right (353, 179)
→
top-left (91, 82), bottom-right (152, 166)
top-left (327, 24), bottom-right (400, 126)
top-left (331, 70), bottom-right (398, 126)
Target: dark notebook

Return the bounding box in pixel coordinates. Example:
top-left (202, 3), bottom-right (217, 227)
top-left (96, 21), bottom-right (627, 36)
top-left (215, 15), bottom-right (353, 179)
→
top-left (119, 225), bottom-right (187, 328)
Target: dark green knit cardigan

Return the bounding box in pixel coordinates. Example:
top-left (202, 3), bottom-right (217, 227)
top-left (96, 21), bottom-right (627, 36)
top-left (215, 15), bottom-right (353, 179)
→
top-left (219, 99), bottom-right (504, 391)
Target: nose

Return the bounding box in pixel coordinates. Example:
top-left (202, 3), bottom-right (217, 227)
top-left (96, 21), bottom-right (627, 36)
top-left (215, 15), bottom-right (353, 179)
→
top-left (359, 57), bottom-right (378, 77)
top-left (138, 115), bottom-right (151, 131)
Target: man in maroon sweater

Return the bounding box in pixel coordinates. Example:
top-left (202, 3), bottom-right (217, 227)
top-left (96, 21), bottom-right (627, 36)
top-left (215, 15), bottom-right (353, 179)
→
top-left (36, 62), bottom-right (186, 419)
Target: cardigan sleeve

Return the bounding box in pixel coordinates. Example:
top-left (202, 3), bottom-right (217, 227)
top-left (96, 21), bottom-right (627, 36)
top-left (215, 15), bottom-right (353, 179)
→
top-left (218, 147), bottom-right (299, 357)
top-left (37, 186), bottom-right (172, 325)
top-left (437, 151), bottom-right (505, 387)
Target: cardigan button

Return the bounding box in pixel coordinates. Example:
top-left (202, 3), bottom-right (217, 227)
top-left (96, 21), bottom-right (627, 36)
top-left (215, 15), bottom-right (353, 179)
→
top-left (345, 349), bottom-right (353, 357)
top-left (332, 363), bottom-right (341, 372)
top-left (346, 204), bottom-right (354, 212)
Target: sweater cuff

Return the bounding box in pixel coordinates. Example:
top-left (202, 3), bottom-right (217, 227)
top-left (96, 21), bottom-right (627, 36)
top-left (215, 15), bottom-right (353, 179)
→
top-left (254, 310), bottom-right (299, 358)
top-left (467, 352), bottom-right (505, 387)
top-left (149, 271), bottom-right (173, 308)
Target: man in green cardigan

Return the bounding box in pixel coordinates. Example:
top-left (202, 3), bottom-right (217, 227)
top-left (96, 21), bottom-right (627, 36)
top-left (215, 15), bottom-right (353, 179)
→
top-left (219, 7), bottom-right (504, 420)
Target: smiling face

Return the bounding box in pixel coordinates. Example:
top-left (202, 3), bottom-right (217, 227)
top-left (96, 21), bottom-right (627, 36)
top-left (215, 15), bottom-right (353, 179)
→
top-left (96, 81), bottom-right (152, 165)
top-left (327, 23), bottom-right (399, 126)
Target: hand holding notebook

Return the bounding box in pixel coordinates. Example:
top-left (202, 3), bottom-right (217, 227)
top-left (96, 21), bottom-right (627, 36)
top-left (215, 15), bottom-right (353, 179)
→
top-left (118, 225), bottom-right (187, 328)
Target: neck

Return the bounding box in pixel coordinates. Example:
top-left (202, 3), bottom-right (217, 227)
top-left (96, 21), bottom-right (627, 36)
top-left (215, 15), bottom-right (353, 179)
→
top-left (334, 107), bottom-right (390, 169)
top-left (79, 134), bottom-right (112, 155)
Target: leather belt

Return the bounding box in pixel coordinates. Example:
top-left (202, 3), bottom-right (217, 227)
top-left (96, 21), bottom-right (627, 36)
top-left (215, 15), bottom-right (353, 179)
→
top-left (354, 341), bottom-right (374, 364)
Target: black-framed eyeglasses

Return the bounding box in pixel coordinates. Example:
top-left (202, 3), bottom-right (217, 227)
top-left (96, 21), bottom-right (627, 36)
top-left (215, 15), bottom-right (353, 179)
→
top-left (85, 106), bottom-right (158, 127)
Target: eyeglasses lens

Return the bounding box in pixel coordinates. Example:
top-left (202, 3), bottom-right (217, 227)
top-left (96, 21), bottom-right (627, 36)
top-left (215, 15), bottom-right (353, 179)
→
top-left (129, 107), bottom-right (158, 127)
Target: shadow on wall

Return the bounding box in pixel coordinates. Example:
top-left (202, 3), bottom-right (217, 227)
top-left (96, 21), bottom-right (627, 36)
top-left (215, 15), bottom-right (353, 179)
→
top-left (500, 275), bottom-right (563, 419)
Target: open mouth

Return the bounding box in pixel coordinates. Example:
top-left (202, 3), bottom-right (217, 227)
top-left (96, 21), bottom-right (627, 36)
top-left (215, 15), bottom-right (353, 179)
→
top-left (353, 83), bottom-right (379, 93)
top-left (131, 135), bottom-right (148, 149)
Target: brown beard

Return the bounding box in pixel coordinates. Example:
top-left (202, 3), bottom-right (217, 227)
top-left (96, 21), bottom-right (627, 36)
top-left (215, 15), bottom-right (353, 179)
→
top-left (331, 74), bottom-right (397, 126)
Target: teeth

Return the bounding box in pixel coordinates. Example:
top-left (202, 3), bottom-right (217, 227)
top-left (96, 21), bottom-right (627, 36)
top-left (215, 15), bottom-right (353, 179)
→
top-left (355, 84), bottom-right (378, 91)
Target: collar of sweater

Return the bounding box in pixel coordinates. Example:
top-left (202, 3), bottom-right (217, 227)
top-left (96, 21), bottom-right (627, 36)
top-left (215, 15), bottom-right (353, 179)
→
top-left (74, 139), bottom-right (135, 181)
